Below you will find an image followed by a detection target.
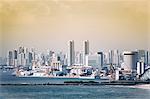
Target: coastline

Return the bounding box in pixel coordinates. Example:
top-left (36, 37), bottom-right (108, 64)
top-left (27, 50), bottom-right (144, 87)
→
top-left (1, 80), bottom-right (150, 86)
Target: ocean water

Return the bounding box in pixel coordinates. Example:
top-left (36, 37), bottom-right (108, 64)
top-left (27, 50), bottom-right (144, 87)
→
top-left (1, 85), bottom-right (150, 99)
top-left (0, 70), bottom-right (150, 99)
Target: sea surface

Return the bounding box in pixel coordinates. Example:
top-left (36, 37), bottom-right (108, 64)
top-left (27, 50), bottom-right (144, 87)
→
top-left (0, 69), bottom-right (150, 99)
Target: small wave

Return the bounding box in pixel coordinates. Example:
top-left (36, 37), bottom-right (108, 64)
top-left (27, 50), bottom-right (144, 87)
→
top-left (128, 84), bottom-right (150, 90)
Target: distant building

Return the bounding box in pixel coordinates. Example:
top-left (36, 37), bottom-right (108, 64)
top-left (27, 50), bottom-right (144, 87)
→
top-left (68, 40), bottom-right (75, 66)
top-left (83, 40), bottom-right (89, 65)
top-left (97, 52), bottom-right (104, 67)
top-left (109, 50), bottom-right (113, 64)
top-left (14, 50), bottom-right (17, 59)
top-left (108, 50), bottom-right (119, 66)
top-left (8, 51), bottom-right (14, 66)
top-left (137, 61), bottom-right (145, 75)
top-left (84, 40), bottom-right (89, 55)
top-left (14, 50), bottom-right (18, 67)
top-left (148, 51), bottom-right (150, 66)
top-left (138, 50), bottom-right (149, 67)
top-left (122, 51), bottom-right (138, 71)
top-left (29, 52), bottom-right (33, 64)
top-left (85, 53), bottom-right (102, 69)
top-left (0, 57), bottom-right (2, 65)
top-left (75, 51), bottom-right (83, 65)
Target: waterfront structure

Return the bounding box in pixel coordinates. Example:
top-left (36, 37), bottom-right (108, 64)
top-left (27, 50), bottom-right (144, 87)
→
top-left (51, 61), bottom-right (62, 71)
top-left (3, 42), bottom-right (150, 81)
top-left (122, 51), bottom-right (138, 71)
top-left (137, 61), bottom-right (145, 75)
top-left (67, 65), bottom-right (93, 77)
top-left (68, 40), bottom-right (75, 66)
top-left (115, 69), bottom-right (120, 80)
top-left (140, 68), bottom-right (150, 81)
top-left (50, 53), bottom-right (62, 71)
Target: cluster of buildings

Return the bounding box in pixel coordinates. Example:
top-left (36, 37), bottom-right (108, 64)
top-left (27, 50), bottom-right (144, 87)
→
top-left (1, 40), bottom-right (150, 80)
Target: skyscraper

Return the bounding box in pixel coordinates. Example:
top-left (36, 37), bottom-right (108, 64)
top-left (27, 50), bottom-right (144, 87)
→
top-left (84, 40), bottom-right (89, 55)
top-left (122, 51), bottom-right (138, 71)
top-left (83, 40), bottom-right (89, 65)
top-left (14, 50), bottom-right (17, 60)
top-left (68, 40), bottom-right (75, 66)
top-left (8, 51), bottom-right (13, 66)
top-left (97, 52), bottom-right (104, 67)
top-left (14, 50), bottom-right (18, 67)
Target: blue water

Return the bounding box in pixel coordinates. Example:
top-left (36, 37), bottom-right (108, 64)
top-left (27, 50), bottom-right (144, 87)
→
top-left (1, 85), bottom-right (150, 99)
top-left (0, 70), bottom-right (150, 99)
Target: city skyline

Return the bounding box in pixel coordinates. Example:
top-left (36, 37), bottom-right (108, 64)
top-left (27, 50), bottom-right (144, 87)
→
top-left (0, 0), bottom-right (150, 57)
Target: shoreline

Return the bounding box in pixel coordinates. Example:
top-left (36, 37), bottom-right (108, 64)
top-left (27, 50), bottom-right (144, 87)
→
top-left (1, 80), bottom-right (150, 86)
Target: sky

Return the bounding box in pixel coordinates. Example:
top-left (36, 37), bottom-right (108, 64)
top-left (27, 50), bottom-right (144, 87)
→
top-left (0, 0), bottom-right (150, 57)
top-left (147, 1), bottom-right (150, 51)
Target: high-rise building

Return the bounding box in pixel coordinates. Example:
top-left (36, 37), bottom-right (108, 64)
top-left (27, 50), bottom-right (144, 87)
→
top-left (29, 52), bottom-right (33, 64)
top-left (14, 50), bottom-right (17, 59)
top-left (148, 51), bottom-right (150, 66)
top-left (122, 51), bottom-right (138, 71)
top-left (0, 57), bottom-right (2, 65)
top-left (68, 40), bottom-right (75, 66)
top-left (14, 50), bottom-right (18, 67)
top-left (83, 40), bottom-right (89, 65)
top-left (108, 50), bottom-right (119, 65)
top-left (109, 50), bottom-right (113, 64)
top-left (64, 53), bottom-right (68, 65)
top-left (103, 52), bottom-right (109, 65)
top-left (138, 50), bottom-right (149, 66)
top-left (137, 61), bottom-right (145, 75)
top-left (8, 51), bottom-right (14, 66)
top-left (97, 52), bottom-right (104, 67)
top-left (113, 50), bottom-right (120, 67)
top-left (84, 40), bottom-right (89, 55)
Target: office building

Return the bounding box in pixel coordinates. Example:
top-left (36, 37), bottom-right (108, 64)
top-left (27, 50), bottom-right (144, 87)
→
top-left (97, 52), bottom-right (104, 67)
top-left (84, 40), bottom-right (89, 55)
top-left (68, 40), bottom-right (75, 66)
top-left (137, 61), bottom-right (145, 75)
top-left (8, 51), bottom-right (14, 66)
top-left (85, 53), bottom-right (102, 69)
top-left (83, 40), bottom-right (89, 65)
top-left (122, 51), bottom-right (138, 71)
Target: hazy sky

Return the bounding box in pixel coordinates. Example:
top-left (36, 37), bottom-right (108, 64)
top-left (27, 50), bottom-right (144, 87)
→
top-left (148, 2), bottom-right (150, 50)
top-left (0, 0), bottom-right (150, 57)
